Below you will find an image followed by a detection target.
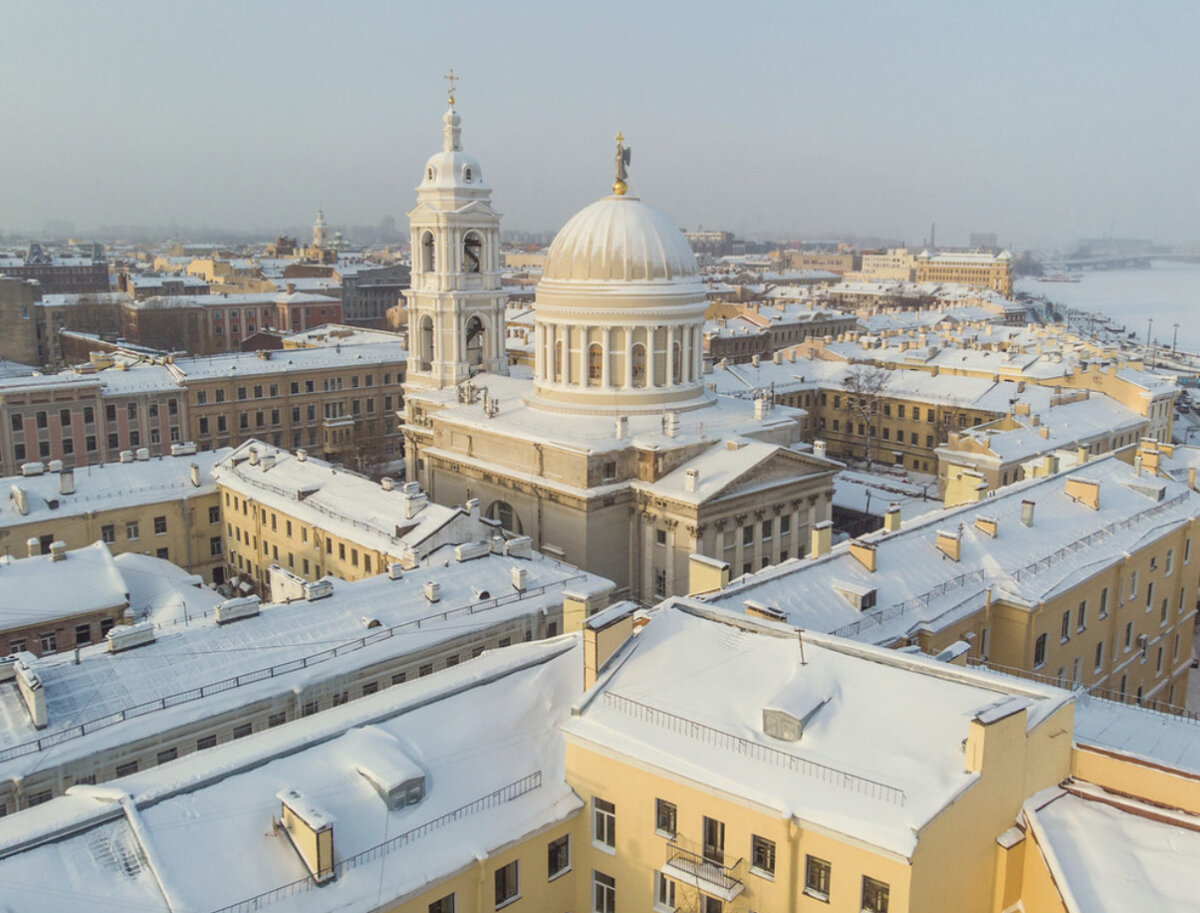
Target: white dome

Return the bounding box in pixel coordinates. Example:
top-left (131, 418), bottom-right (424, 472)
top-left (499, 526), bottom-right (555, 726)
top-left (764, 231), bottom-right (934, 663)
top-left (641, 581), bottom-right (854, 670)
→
top-left (418, 109), bottom-right (487, 192)
top-left (543, 195), bottom-right (698, 282)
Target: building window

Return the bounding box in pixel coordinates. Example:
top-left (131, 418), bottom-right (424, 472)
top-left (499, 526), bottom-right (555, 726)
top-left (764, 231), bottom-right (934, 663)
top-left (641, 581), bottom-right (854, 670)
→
top-left (494, 860), bottom-right (519, 907)
top-left (654, 568), bottom-right (667, 598)
top-left (593, 797), bottom-right (615, 850)
top-left (656, 528), bottom-right (667, 546)
top-left (115, 761), bottom-right (139, 777)
top-left (301, 700), bottom-right (319, 717)
top-left (654, 871), bottom-right (676, 912)
top-left (156, 547), bottom-right (169, 559)
top-left (39, 632), bottom-right (58, 654)
top-left (631, 343), bottom-right (646, 386)
top-left (154, 515), bottom-right (167, 535)
top-left (1094, 640), bottom-right (1104, 673)
top-left (702, 816), bottom-right (725, 864)
top-left (592, 871), bottom-right (615, 913)
top-left (862, 876), bottom-right (890, 913)
top-left (751, 835), bottom-right (776, 877)
top-left (101, 524), bottom-right (115, 544)
top-left (588, 343), bottom-right (603, 385)
top-left (805, 855), bottom-right (831, 900)
top-left (1124, 621), bottom-right (1134, 651)
top-left (1033, 633), bottom-right (1047, 668)
top-left (75, 623), bottom-right (91, 646)
top-left (268, 712), bottom-right (286, 728)
top-left (652, 798), bottom-right (677, 837)
top-left (547, 834), bottom-right (570, 880)
top-left (1099, 587), bottom-right (1109, 618)
top-left (233, 723), bottom-right (252, 739)
top-left (1129, 570), bottom-right (1138, 599)
top-left (428, 896), bottom-right (455, 913)
top-left (156, 748), bottom-right (178, 765)
top-left (1060, 610), bottom-right (1071, 642)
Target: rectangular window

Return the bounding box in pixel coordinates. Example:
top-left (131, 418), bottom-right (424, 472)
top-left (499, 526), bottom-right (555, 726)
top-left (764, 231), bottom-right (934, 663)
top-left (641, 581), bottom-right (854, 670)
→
top-left (1095, 641), bottom-right (1104, 673)
top-left (101, 524), bottom-right (115, 544)
top-left (75, 623), bottom-right (91, 646)
top-left (126, 521), bottom-right (139, 540)
top-left (548, 834), bottom-right (570, 879)
top-left (40, 632), bottom-right (58, 654)
top-left (805, 855), bottom-right (831, 901)
top-left (654, 871), bottom-right (676, 911)
top-left (862, 876), bottom-right (890, 913)
top-left (1166, 548), bottom-right (1175, 576)
top-left (779, 514), bottom-right (790, 536)
top-left (1077, 600), bottom-right (1086, 632)
top-left (233, 723), bottom-right (252, 739)
top-left (268, 712), bottom-right (286, 728)
top-left (702, 816), bottom-right (725, 865)
top-left (1061, 610), bottom-right (1071, 642)
top-left (157, 747), bottom-right (178, 765)
top-left (593, 797), bottom-right (616, 849)
top-left (494, 860), bottom-right (519, 907)
top-left (392, 672), bottom-right (407, 685)
top-left (751, 835), bottom-right (776, 876)
top-left (419, 663), bottom-right (433, 678)
top-left (1130, 570), bottom-right (1138, 599)
top-left (115, 761), bottom-right (138, 777)
top-left (1033, 633), bottom-right (1047, 668)
top-left (655, 798), bottom-right (677, 837)
top-left (154, 515), bottom-right (167, 535)
top-left (592, 871), bottom-right (615, 913)
top-left (428, 896), bottom-right (455, 913)
top-left (1124, 621), bottom-right (1134, 651)
top-left (1099, 587), bottom-right (1109, 617)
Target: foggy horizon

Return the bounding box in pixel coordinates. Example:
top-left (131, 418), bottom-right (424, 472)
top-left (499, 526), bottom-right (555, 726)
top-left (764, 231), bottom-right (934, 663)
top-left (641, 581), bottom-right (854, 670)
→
top-left (3, 0), bottom-right (1198, 250)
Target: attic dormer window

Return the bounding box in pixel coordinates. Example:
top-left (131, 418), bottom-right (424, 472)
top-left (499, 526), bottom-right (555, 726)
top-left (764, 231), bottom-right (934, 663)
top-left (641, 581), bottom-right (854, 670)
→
top-left (463, 166), bottom-right (472, 182)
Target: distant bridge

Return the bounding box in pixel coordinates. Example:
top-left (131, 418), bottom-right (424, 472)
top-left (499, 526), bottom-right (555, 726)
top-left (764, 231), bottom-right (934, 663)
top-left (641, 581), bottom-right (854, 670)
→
top-left (1061, 252), bottom-right (1200, 270)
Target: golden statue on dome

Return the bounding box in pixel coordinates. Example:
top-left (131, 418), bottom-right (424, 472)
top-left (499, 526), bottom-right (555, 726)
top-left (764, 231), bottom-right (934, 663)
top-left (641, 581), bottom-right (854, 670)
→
top-left (613, 131), bottom-right (631, 196)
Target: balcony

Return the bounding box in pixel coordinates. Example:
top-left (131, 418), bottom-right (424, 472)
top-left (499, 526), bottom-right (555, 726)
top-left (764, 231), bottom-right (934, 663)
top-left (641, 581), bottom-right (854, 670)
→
top-left (662, 837), bottom-right (745, 903)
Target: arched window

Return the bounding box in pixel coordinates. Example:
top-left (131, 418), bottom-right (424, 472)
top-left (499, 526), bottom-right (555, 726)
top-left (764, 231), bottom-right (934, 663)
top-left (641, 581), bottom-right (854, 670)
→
top-left (463, 232), bottom-right (482, 273)
top-left (588, 343), bottom-right (603, 386)
top-left (672, 341), bottom-right (683, 384)
top-left (418, 315), bottom-right (434, 370)
top-left (485, 500), bottom-right (523, 534)
top-left (463, 166), bottom-right (472, 182)
top-left (421, 231), bottom-right (435, 272)
top-left (631, 343), bottom-right (647, 387)
top-left (465, 316), bottom-right (485, 369)
top-left (426, 167), bottom-right (434, 181)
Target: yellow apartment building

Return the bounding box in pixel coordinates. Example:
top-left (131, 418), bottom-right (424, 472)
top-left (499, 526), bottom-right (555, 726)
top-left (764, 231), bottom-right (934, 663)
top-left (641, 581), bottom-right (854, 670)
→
top-left (697, 456), bottom-right (1198, 713)
top-left (0, 449), bottom-right (227, 583)
top-left (913, 250), bottom-right (1014, 296)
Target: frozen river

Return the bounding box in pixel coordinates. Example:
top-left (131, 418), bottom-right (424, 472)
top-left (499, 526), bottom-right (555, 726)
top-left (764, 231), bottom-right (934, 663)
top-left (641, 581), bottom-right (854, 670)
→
top-left (1017, 261), bottom-right (1200, 352)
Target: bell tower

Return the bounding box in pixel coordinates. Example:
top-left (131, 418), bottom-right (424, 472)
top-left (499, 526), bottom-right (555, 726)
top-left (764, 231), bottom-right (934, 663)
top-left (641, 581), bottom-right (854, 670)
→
top-left (403, 74), bottom-right (507, 391)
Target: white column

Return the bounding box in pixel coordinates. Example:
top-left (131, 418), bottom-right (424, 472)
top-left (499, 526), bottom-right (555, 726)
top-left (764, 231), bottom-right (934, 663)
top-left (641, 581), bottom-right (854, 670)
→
top-left (649, 327), bottom-right (659, 387)
top-left (534, 324), bottom-right (543, 380)
top-left (693, 326), bottom-right (703, 380)
top-left (601, 327), bottom-right (611, 388)
top-left (667, 325), bottom-right (676, 387)
top-left (563, 325), bottom-right (572, 385)
top-left (625, 326), bottom-right (634, 388)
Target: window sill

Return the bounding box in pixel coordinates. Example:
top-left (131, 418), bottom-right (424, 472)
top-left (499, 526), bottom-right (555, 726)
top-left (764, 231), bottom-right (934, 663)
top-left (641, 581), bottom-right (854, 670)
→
top-left (547, 867), bottom-right (571, 884)
top-left (750, 867), bottom-right (775, 882)
top-left (494, 894), bottom-right (521, 911)
top-left (655, 829), bottom-right (676, 840)
top-left (592, 841), bottom-right (616, 856)
top-left (803, 887), bottom-right (830, 903)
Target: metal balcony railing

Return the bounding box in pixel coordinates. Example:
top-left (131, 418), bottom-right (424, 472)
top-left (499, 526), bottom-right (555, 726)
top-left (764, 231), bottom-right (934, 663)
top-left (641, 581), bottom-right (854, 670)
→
top-left (663, 836), bottom-right (745, 902)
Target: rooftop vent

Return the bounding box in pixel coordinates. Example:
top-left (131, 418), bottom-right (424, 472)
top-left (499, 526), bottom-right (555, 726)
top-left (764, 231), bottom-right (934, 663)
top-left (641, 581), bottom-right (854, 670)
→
top-left (511, 566), bottom-right (527, 592)
top-left (215, 595), bottom-right (261, 625)
top-left (763, 692), bottom-right (830, 743)
top-left (424, 580), bottom-right (440, 603)
top-left (21, 461), bottom-right (45, 477)
top-left (135, 448), bottom-right (150, 461)
top-left (106, 621), bottom-right (156, 653)
top-left (119, 450), bottom-right (134, 463)
top-left (49, 541), bottom-right (67, 562)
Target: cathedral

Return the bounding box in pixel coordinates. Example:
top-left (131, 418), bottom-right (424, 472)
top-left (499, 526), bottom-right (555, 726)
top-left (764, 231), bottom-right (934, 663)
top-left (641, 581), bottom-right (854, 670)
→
top-left (401, 90), bottom-right (837, 603)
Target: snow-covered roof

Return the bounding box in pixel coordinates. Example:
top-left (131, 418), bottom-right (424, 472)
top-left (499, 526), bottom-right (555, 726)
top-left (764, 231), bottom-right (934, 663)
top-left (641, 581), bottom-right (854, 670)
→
top-left (566, 603), bottom-right (1068, 856)
top-left (0, 450), bottom-right (226, 527)
top-left (0, 637), bottom-right (583, 913)
top-left (0, 548), bottom-right (608, 776)
top-left (1024, 786), bottom-right (1200, 913)
top-left (701, 457), bottom-right (1200, 644)
top-left (0, 541), bottom-right (128, 630)
top-left (1072, 691), bottom-right (1200, 774)
top-left (213, 441), bottom-right (471, 561)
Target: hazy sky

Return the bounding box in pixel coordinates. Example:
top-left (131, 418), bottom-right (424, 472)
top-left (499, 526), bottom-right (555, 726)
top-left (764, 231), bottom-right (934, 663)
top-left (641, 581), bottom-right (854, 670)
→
top-left (2, 0), bottom-right (1197, 248)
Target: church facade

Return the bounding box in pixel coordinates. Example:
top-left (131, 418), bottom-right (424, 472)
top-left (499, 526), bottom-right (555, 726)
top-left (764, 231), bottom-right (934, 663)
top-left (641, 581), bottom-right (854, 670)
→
top-left (402, 100), bottom-right (838, 603)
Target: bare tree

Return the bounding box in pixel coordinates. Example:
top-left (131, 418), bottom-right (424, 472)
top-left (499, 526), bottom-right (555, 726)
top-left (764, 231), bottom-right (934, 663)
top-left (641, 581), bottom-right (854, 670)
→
top-left (843, 365), bottom-right (891, 467)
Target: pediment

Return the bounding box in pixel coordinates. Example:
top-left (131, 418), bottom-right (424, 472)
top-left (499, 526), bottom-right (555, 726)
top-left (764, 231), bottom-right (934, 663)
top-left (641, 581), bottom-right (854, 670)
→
top-left (709, 449), bottom-right (829, 502)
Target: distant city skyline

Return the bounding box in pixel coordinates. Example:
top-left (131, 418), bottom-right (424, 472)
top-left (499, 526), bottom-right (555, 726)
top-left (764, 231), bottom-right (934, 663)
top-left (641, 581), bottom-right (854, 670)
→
top-left (2, 0), bottom-right (1197, 249)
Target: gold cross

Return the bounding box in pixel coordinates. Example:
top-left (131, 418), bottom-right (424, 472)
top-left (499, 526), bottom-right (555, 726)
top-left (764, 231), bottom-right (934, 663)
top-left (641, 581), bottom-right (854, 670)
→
top-left (615, 131), bottom-right (624, 146)
top-left (445, 68), bottom-right (458, 106)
